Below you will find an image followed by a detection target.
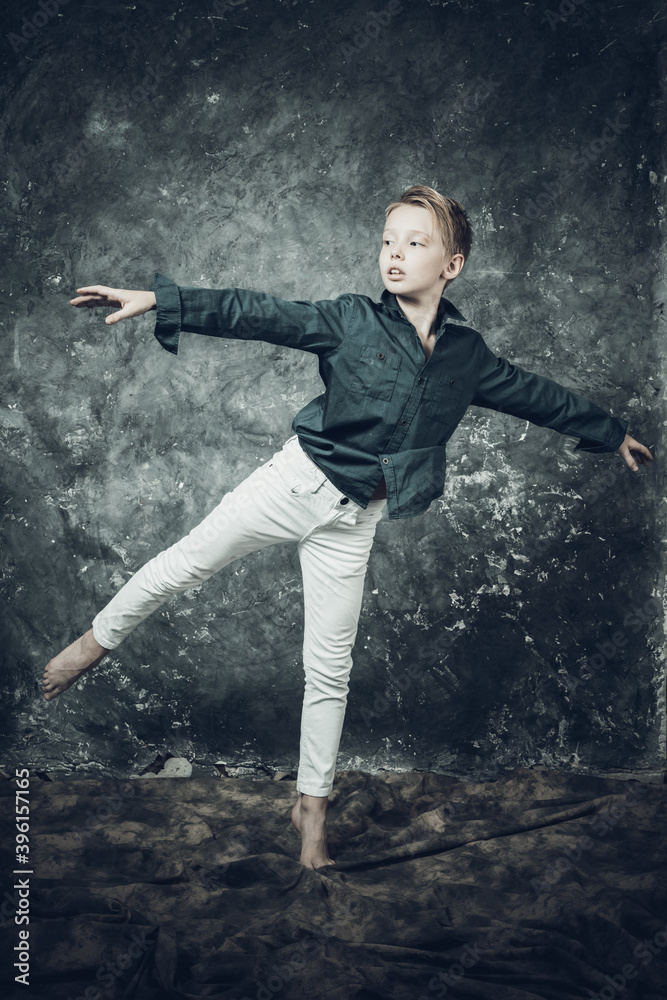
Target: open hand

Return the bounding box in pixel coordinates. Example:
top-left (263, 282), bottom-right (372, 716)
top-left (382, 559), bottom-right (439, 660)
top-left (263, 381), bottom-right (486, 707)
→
top-left (70, 285), bottom-right (156, 325)
top-left (617, 433), bottom-right (653, 472)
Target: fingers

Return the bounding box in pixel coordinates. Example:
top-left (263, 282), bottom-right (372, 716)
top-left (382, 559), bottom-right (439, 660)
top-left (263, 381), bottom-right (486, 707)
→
top-left (75, 285), bottom-right (119, 295)
top-left (71, 294), bottom-right (121, 308)
top-left (618, 440), bottom-right (637, 472)
top-left (70, 296), bottom-right (115, 307)
top-left (105, 309), bottom-right (127, 325)
top-left (70, 286), bottom-right (123, 307)
top-left (629, 441), bottom-right (653, 467)
top-left (620, 442), bottom-right (653, 472)
top-left (70, 287), bottom-right (153, 324)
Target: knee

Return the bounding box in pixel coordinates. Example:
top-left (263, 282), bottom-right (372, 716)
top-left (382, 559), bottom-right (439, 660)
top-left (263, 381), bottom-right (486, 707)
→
top-left (146, 547), bottom-right (209, 593)
top-left (303, 659), bottom-right (351, 696)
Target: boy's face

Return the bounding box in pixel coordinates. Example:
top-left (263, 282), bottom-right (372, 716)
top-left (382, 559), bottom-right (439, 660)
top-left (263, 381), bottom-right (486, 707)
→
top-left (379, 204), bottom-right (464, 297)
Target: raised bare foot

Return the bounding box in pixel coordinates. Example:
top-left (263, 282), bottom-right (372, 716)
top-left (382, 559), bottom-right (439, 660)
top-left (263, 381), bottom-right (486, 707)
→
top-left (42, 628), bottom-right (110, 701)
top-left (291, 793), bottom-right (336, 870)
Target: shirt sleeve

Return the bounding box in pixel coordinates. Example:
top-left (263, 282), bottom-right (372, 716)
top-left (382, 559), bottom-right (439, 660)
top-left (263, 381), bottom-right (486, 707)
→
top-left (151, 271), bottom-right (354, 358)
top-left (470, 334), bottom-right (629, 453)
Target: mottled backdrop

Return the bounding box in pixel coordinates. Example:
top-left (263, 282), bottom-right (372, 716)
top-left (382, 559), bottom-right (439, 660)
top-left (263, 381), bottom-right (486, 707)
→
top-left (1, 0), bottom-right (664, 781)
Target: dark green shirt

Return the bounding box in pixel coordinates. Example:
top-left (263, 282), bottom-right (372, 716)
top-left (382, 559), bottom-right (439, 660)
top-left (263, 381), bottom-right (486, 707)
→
top-left (151, 271), bottom-right (629, 521)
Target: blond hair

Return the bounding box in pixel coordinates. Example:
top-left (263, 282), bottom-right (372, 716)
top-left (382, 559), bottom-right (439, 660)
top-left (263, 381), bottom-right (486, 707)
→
top-left (384, 185), bottom-right (473, 263)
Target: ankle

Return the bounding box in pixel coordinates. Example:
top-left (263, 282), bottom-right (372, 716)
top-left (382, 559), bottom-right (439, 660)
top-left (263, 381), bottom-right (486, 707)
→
top-left (83, 629), bottom-right (110, 656)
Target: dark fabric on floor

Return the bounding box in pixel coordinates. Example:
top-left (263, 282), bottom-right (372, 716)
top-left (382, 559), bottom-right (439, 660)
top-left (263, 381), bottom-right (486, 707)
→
top-left (1, 766), bottom-right (665, 1000)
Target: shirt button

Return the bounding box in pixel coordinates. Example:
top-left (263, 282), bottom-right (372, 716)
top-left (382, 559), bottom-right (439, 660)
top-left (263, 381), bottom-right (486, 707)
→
top-left (382, 458), bottom-right (388, 465)
top-left (450, 378), bottom-right (456, 385)
top-left (417, 377), bottom-right (423, 383)
top-left (339, 497), bottom-right (349, 505)
top-left (401, 419), bottom-right (407, 425)
top-left (377, 352), bottom-right (385, 360)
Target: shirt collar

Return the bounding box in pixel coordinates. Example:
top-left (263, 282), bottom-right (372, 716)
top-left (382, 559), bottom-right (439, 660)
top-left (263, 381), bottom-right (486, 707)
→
top-left (380, 288), bottom-right (468, 327)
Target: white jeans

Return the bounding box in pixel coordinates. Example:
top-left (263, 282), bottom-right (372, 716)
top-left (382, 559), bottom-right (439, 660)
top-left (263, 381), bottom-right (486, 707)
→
top-left (92, 434), bottom-right (387, 797)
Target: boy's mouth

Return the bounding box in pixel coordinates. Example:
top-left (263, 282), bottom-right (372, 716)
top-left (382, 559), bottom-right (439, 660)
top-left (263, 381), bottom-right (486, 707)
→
top-left (387, 267), bottom-right (404, 280)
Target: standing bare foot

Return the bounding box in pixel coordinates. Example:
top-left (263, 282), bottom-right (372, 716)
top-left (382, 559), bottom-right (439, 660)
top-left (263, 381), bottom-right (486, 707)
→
top-left (291, 793), bottom-right (336, 869)
top-left (42, 628), bottom-right (110, 701)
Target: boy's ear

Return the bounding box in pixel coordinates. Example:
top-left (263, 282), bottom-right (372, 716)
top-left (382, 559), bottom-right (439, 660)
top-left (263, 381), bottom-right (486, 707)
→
top-left (442, 253), bottom-right (465, 282)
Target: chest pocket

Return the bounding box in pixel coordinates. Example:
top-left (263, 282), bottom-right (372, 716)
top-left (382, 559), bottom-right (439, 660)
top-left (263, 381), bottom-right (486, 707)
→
top-left (424, 373), bottom-right (466, 423)
top-left (349, 346), bottom-right (401, 402)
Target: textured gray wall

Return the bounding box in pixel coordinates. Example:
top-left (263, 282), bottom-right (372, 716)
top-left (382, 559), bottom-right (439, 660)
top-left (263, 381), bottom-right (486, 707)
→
top-left (1, 0), bottom-right (664, 780)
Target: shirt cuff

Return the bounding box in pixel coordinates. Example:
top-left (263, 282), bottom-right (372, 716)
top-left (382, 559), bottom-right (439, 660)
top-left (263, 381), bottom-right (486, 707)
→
top-left (573, 416), bottom-right (629, 453)
top-left (151, 271), bottom-right (181, 355)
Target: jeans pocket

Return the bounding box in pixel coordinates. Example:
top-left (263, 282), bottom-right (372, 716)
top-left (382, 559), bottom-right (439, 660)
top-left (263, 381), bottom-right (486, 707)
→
top-left (269, 452), bottom-right (317, 498)
top-left (289, 481), bottom-right (311, 496)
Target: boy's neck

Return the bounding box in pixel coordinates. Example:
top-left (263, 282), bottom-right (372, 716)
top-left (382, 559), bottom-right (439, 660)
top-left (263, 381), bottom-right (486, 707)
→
top-left (394, 280), bottom-right (449, 339)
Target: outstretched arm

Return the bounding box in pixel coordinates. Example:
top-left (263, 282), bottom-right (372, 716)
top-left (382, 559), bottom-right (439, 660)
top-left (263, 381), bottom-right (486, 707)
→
top-left (471, 335), bottom-right (647, 459)
top-left (71, 274), bottom-right (354, 358)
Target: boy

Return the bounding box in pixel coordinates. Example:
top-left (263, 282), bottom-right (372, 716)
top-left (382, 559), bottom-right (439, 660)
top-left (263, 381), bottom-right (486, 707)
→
top-left (42, 185), bottom-right (652, 870)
